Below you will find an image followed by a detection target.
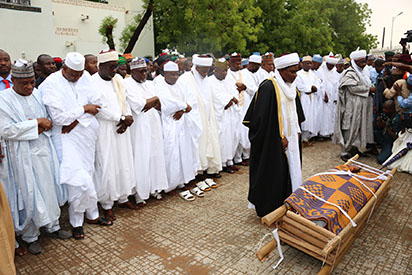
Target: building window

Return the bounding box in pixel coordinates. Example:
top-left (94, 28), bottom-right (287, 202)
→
top-left (0, 0), bottom-right (31, 5)
top-left (0, 0), bottom-right (41, 12)
top-left (85, 0), bottom-right (109, 3)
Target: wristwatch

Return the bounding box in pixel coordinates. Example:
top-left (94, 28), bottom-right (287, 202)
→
top-left (120, 115), bottom-right (126, 121)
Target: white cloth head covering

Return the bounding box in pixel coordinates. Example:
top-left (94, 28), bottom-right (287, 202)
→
top-left (192, 54), bottom-right (199, 66)
top-left (325, 56), bottom-right (339, 65)
top-left (163, 61), bottom-right (179, 72)
top-left (130, 57), bottom-right (147, 70)
top-left (349, 48), bottom-right (367, 60)
top-left (65, 52), bottom-right (85, 71)
top-left (274, 53), bottom-right (300, 70)
top-left (98, 50), bottom-right (118, 64)
top-left (193, 55), bottom-right (213, 66)
top-left (249, 55), bottom-right (262, 64)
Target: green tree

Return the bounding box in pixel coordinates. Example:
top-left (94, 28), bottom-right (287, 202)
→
top-left (325, 0), bottom-right (377, 56)
top-left (254, 0), bottom-right (334, 56)
top-left (149, 0), bottom-right (262, 56)
top-left (254, 0), bottom-right (377, 56)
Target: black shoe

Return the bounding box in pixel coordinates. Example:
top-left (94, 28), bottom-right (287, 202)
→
top-left (27, 241), bottom-right (42, 255)
top-left (47, 229), bottom-right (72, 240)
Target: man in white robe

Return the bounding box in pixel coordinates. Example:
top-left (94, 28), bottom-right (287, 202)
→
top-left (226, 53), bottom-right (259, 165)
top-left (208, 58), bottom-right (240, 173)
top-left (123, 57), bottom-right (168, 202)
top-left (273, 53), bottom-right (303, 191)
top-left (179, 55), bottom-right (222, 177)
top-left (155, 61), bottom-right (202, 196)
top-left (317, 54), bottom-right (340, 138)
top-left (296, 56), bottom-right (321, 143)
top-left (1, 60), bottom-right (70, 254)
top-left (42, 52), bottom-right (111, 240)
top-left (91, 50), bottom-right (136, 221)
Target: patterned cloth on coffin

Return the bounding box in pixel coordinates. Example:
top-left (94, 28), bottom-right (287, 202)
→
top-left (285, 164), bottom-right (384, 234)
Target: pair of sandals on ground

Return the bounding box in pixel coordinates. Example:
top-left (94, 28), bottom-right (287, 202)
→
top-left (179, 178), bottom-right (218, 201)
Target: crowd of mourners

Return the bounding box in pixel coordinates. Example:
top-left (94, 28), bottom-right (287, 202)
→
top-left (0, 45), bottom-right (411, 268)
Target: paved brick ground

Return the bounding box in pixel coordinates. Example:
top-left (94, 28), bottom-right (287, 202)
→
top-left (15, 141), bottom-right (411, 274)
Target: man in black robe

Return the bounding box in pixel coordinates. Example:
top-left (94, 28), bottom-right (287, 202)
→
top-left (243, 53), bottom-right (303, 217)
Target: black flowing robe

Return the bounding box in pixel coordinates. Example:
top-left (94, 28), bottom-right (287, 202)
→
top-left (243, 79), bottom-right (293, 217)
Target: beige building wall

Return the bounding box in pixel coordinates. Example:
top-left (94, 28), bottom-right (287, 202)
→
top-left (1, 0), bottom-right (154, 61)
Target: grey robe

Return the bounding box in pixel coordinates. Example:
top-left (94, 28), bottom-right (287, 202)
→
top-left (0, 88), bottom-right (65, 232)
top-left (333, 67), bottom-right (374, 152)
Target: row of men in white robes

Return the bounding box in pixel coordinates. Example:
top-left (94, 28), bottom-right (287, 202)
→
top-left (296, 54), bottom-right (342, 142)
top-left (0, 50), bottom-right (276, 251)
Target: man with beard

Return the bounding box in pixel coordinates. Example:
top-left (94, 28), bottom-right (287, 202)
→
top-left (91, 50), bottom-right (136, 221)
top-left (41, 52), bottom-right (111, 240)
top-left (244, 53), bottom-right (303, 217)
top-left (334, 49), bottom-right (374, 161)
top-left (123, 57), bottom-right (169, 203)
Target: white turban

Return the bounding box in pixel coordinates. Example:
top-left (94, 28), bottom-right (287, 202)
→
top-left (98, 50), bottom-right (118, 64)
top-left (274, 53), bottom-right (300, 70)
top-left (349, 49), bottom-right (367, 60)
top-left (249, 55), bottom-right (262, 64)
top-left (163, 61), bottom-right (179, 72)
top-left (65, 52), bottom-right (85, 71)
top-left (193, 56), bottom-right (213, 67)
top-left (325, 56), bottom-right (339, 65)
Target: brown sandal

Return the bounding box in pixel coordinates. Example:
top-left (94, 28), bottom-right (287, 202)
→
top-left (72, 226), bottom-right (85, 240)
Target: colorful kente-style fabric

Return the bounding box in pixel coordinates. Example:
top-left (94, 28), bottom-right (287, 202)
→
top-left (285, 164), bottom-right (385, 234)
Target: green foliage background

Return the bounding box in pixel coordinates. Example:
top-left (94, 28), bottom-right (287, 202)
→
top-left (111, 0), bottom-right (378, 57)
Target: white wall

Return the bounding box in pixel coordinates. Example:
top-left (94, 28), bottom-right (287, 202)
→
top-left (1, 0), bottom-right (154, 61)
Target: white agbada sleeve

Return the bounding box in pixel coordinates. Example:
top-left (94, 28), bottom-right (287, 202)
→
top-left (41, 80), bottom-right (85, 126)
top-left (0, 119), bottom-right (38, 141)
top-left (124, 82), bottom-right (146, 114)
top-left (296, 74), bottom-right (311, 95)
top-left (157, 84), bottom-right (187, 116)
top-left (242, 70), bottom-right (258, 97)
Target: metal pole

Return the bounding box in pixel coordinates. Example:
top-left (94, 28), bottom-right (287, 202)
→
top-left (390, 17), bottom-right (394, 49)
top-left (382, 27), bottom-right (385, 48)
top-left (390, 12), bottom-right (404, 50)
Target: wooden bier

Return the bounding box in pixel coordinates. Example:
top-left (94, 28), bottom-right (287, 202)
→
top-left (255, 155), bottom-right (397, 274)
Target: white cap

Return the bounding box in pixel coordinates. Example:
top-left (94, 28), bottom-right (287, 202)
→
top-left (98, 50), bottom-right (118, 64)
top-left (249, 55), bottom-right (262, 64)
top-left (65, 52), bottom-right (85, 71)
top-left (274, 53), bottom-right (300, 70)
top-left (130, 57), bottom-right (146, 70)
top-left (163, 61), bottom-right (179, 72)
top-left (349, 48), bottom-right (367, 60)
top-left (193, 56), bottom-right (213, 67)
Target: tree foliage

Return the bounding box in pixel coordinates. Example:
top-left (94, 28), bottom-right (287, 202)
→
top-left (101, 0), bottom-right (378, 57)
top-left (254, 0), bottom-right (377, 56)
top-left (98, 16), bottom-right (118, 50)
top-left (148, 0), bottom-right (262, 56)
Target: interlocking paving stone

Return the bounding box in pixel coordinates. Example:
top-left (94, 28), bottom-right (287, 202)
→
top-left (15, 141), bottom-right (411, 274)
